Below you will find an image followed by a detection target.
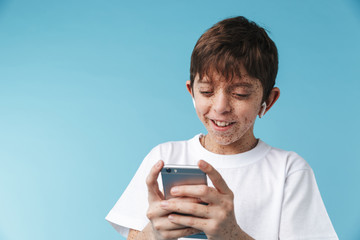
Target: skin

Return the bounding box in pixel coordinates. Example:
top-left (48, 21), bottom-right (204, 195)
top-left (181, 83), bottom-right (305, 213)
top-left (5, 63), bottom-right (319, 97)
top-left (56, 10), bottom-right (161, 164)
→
top-left (188, 68), bottom-right (279, 155)
top-left (128, 67), bottom-right (280, 239)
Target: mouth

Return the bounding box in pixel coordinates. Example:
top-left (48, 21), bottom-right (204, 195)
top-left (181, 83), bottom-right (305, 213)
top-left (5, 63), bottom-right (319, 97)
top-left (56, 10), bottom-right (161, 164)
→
top-left (211, 119), bottom-right (235, 128)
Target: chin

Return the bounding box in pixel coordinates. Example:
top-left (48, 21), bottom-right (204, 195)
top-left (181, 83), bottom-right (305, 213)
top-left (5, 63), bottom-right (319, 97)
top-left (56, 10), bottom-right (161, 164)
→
top-left (212, 134), bottom-right (240, 146)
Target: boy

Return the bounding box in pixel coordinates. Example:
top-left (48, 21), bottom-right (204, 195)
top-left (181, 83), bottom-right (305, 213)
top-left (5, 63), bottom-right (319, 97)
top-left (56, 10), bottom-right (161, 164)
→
top-left (106, 16), bottom-right (338, 240)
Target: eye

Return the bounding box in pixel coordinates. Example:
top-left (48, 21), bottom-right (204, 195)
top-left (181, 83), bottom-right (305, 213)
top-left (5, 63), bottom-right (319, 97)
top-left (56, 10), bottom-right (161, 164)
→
top-left (233, 93), bottom-right (250, 98)
top-left (199, 90), bottom-right (213, 96)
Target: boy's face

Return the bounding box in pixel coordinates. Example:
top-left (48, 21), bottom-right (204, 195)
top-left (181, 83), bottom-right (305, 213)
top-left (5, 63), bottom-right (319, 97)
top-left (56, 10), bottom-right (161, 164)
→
top-left (187, 66), bottom-right (264, 153)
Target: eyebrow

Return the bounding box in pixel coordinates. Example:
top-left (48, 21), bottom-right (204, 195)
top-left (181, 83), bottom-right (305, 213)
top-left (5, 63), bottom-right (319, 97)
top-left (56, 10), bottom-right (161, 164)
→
top-left (197, 78), bottom-right (212, 83)
top-left (197, 78), bottom-right (255, 88)
top-left (231, 82), bottom-right (254, 88)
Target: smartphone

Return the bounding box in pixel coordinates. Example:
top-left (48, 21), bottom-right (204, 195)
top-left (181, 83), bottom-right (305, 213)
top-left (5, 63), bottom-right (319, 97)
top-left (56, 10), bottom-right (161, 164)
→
top-left (161, 164), bottom-right (208, 239)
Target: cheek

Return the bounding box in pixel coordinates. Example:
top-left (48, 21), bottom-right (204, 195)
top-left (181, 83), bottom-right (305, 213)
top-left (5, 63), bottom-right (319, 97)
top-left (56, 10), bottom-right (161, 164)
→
top-left (237, 104), bottom-right (259, 122)
top-left (194, 99), bottom-right (210, 115)
top-left (243, 116), bottom-right (252, 125)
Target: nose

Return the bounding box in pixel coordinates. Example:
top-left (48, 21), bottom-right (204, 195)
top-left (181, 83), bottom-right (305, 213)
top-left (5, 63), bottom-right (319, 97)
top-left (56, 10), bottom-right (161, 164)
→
top-left (213, 91), bottom-right (231, 114)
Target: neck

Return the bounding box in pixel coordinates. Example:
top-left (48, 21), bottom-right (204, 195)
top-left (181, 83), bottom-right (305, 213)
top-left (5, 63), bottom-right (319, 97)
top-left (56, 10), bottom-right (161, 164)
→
top-left (201, 132), bottom-right (258, 155)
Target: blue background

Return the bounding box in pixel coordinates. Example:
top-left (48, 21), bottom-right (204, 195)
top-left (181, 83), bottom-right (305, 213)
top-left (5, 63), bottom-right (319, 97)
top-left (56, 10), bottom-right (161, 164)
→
top-left (0, 0), bottom-right (359, 239)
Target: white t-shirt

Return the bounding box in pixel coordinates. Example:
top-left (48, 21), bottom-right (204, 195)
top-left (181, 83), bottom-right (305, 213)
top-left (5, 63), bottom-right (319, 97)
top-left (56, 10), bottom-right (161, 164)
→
top-left (106, 134), bottom-right (338, 240)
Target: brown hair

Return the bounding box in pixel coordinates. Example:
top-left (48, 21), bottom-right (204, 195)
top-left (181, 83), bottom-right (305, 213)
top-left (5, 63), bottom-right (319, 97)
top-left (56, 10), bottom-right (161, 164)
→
top-left (190, 16), bottom-right (278, 102)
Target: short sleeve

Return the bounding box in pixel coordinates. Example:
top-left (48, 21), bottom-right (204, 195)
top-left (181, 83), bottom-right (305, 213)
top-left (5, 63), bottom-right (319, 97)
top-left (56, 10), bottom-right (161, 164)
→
top-left (105, 147), bottom-right (162, 237)
top-left (279, 169), bottom-right (338, 240)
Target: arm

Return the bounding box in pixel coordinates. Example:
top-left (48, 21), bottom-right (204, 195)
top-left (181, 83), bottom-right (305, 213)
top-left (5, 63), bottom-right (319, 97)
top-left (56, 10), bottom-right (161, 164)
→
top-left (127, 224), bottom-right (154, 240)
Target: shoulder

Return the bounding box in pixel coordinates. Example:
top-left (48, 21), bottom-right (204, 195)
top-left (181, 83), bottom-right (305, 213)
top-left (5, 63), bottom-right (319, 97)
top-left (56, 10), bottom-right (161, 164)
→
top-left (145, 134), bottom-right (201, 165)
top-left (264, 143), bottom-right (312, 177)
top-left (149, 137), bottom-right (193, 155)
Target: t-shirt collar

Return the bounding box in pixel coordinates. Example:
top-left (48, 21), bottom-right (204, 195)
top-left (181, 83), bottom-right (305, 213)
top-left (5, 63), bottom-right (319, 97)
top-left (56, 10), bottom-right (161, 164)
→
top-left (190, 133), bottom-right (271, 169)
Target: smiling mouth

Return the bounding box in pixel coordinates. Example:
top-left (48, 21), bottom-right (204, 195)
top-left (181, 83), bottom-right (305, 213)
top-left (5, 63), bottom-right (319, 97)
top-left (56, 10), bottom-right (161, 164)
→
top-left (211, 120), bottom-right (235, 127)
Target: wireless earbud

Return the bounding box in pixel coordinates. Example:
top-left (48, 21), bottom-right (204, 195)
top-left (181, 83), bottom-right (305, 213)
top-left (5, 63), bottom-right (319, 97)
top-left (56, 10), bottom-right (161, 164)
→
top-left (259, 102), bottom-right (267, 118)
top-left (192, 98), bottom-right (196, 108)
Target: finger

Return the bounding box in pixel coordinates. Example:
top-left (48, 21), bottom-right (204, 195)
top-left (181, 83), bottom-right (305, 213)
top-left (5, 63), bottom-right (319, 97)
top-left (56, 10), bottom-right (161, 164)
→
top-left (160, 200), bottom-right (209, 218)
top-left (156, 227), bottom-right (202, 240)
top-left (148, 197), bottom-right (202, 221)
top-left (172, 197), bottom-right (204, 204)
top-left (168, 214), bottom-right (208, 233)
top-left (146, 160), bottom-right (164, 201)
top-left (169, 185), bottom-right (219, 204)
top-left (151, 216), bottom-right (191, 231)
top-left (146, 200), bottom-right (172, 220)
top-left (198, 160), bottom-right (232, 195)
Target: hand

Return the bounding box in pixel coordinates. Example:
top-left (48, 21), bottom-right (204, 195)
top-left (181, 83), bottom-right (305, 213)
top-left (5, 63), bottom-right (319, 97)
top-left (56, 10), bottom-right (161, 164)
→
top-left (145, 160), bottom-right (202, 240)
top-left (159, 160), bottom-right (253, 240)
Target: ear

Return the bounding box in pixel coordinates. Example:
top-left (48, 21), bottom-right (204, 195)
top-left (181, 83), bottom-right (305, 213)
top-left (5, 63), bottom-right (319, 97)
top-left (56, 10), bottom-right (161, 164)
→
top-left (260, 87), bottom-right (280, 116)
top-left (186, 80), bottom-right (193, 96)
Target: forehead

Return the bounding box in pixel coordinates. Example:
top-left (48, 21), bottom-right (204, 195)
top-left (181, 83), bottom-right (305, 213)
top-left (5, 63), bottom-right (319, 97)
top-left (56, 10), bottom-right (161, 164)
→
top-left (195, 72), bottom-right (261, 89)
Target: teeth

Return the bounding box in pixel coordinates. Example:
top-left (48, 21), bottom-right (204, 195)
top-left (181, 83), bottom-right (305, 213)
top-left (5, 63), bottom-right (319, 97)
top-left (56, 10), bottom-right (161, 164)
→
top-left (214, 120), bottom-right (232, 127)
